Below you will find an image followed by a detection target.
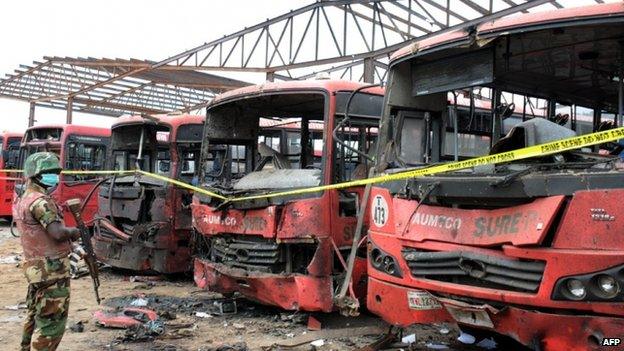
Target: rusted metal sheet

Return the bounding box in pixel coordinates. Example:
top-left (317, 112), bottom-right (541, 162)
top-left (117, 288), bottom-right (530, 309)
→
top-left (553, 189), bottom-right (624, 250)
top-left (191, 203), bottom-right (278, 238)
top-left (393, 193), bottom-right (565, 247)
top-left (92, 115), bottom-right (202, 274)
top-left (194, 258), bottom-right (334, 312)
top-left (94, 308), bottom-right (158, 329)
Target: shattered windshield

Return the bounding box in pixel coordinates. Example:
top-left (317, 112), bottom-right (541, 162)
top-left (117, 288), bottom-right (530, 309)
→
top-left (200, 92), bottom-right (326, 190)
top-left (110, 124), bottom-right (171, 175)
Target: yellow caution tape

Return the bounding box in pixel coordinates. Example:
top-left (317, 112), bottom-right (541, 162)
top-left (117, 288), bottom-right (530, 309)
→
top-left (134, 170), bottom-right (226, 200)
top-left (226, 126), bottom-right (624, 202)
top-left (4, 127), bottom-right (624, 203)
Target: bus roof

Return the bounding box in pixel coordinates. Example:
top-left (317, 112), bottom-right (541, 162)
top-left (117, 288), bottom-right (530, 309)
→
top-left (0, 131), bottom-right (23, 139)
top-left (210, 79), bottom-right (385, 107)
top-left (390, 2), bottom-right (624, 63)
top-left (25, 124), bottom-right (110, 137)
top-left (113, 114), bottom-right (204, 129)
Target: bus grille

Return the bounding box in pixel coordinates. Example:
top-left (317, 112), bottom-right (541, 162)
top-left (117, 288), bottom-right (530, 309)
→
top-left (211, 236), bottom-right (283, 273)
top-left (402, 248), bottom-right (545, 292)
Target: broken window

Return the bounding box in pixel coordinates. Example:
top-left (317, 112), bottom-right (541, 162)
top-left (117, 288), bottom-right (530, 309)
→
top-left (64, 140), bottom-right (107, 180)
top-left (2, 137), bottom-right (21, 169)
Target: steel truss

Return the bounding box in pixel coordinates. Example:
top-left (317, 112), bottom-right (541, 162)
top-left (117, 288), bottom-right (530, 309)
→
top-left (0, 57), bottom-right (247, 123)
top-left (155, 0), bottom-right (602, 82)
top-left (0, 0), bottom-right (607, 123)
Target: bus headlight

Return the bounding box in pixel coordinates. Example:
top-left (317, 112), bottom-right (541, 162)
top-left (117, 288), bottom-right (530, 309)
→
top-left (565, 279), bottom-right (586, 300)
top-left (595, 274), bottom-right (619, 299)
top-left (368, 242), bottom-right (402, 278)
top-left (552, 264), bottom-right (624, 301)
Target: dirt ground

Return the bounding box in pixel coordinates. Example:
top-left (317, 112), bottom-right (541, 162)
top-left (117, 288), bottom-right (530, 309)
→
top-left (0, 222), bottom-right (478, 351)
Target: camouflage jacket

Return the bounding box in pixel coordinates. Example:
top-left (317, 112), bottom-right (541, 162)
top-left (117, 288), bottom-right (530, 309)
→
top-left (15, 182), bottom-right (71, 283)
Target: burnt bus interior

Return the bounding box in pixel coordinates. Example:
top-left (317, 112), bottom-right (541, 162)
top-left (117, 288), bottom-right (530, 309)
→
top-left (195, 90), bottom-right (382, 276)
top-left (376, 19), bottom-right (623, 292)
top-left (200, 91), bottom-right (381, 194)
top-left (99, 121), bottom-right (202, 230)
top-left (380, 19), bottom-right (623, 178)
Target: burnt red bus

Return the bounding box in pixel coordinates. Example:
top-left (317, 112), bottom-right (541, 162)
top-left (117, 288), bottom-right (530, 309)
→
top-left (0, 132), bottom-right (23, 219)
top-left (92, 114), bottom-right (204, 274)
top-left (16, 124), bottom-right (110, 227)
top-left (192, 80), bottom-right (384, 312)
top-left (366, 3), bottom-right (624, 351)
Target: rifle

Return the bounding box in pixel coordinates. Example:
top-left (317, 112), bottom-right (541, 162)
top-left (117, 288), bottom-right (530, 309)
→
top-left (65, 198), bottom-right (101, 304)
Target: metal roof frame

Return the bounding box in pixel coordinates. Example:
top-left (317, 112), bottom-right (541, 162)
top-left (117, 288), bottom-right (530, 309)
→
top-left (0, 57), bottom-right (249, 124)
top-left (0, 0), bottom-right (607, 125)
top-left (154, 0), bottom-right (604, 82)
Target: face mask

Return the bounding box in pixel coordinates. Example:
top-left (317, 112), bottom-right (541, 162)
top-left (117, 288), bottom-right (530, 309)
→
top-left (39, 173), bottom-right (59, 187)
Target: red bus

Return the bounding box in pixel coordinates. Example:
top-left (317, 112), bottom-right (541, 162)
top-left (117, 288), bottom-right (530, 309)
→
top-left (16, 124), bottom-right (111, 226)
top-left (0, 132), bottom-right (23, 219)
top-left (192, 80), bottom-right (384, 312)
top-left (366, 3), bottom-right (624, 350)
top-left (92, 114), bottom-right (204, 273)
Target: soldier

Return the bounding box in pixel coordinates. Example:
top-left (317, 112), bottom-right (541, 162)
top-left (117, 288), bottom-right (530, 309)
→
top-left (14, 152), bottom-right (80, 351)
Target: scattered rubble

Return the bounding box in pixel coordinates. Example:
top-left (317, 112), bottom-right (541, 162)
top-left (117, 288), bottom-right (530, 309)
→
top-left (94, 307), bottom-right (158, 328)
top-left (3, 303), bottom-right (26, 310)
top-left (0, 254), bottom-right (19, 265)
top-left (69, 321), bottom-right (85, 333)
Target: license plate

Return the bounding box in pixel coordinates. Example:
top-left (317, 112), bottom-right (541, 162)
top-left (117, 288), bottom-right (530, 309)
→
top-left (407, 290), bottom-right (442, 310)
top-left (445, 305), bottom-right (494, 328)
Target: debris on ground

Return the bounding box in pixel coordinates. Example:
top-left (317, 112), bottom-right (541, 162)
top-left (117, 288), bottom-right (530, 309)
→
top-left (195, 312), bottom-right (212, 319)
top-left (0, 254), bottom-right (20, 265)
top-left (130, 297), bottom-right (149, 307)
top-left (129, 275), bottom-right (164, 283)
top-left (201, 342), bottom-right (248, 351)
top-left (310, 339), bottom-right (325, 347)
top-left (120, 319), bottom-right (165, 342)
top-left (457, 331), bottom-right (476, 345)
top-left (69, 321), bottom-right (85, 333)
top-left (268, 325), bottom-right (386, 349)
top-left (307, 315), bottom-right (321, 331)
top-left (401, 333), bottom-right (416, 344)
top-left (476, 337), bottom-right (498, 349)
top-left (426, 341), bottom-right (450, 349)
top-left (213, 299), bottom-right (237, 315)
top-left (94, 307), bottom-right (158, 328)
top-left (438, 324), bottom-right (450, 335)
top-left (3, 303), bottom-right (26, 310)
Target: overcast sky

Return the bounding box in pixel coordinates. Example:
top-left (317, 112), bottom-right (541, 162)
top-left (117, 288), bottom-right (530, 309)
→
top-left (0, 0), bottom-right (614, 132)
top-left (0, 0), bottom-right (308, 131)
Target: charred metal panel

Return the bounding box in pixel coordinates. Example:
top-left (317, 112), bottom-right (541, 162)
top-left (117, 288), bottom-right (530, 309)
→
top-left (97, 194), bottom-right (142, 221)
top-left (553, 189), bottom-right (624, 250)
top-left (206, 234), bottom-right (317, 275)
top-left (277, 197), bottom-right (328, 240)
top-left (389, 170), bottom-right (624, 206)
top-left (194, 258), bottom-right (334, 312)
top-left (205, 110), bottom-right (258, 141)
top-left (395, 196), bottom-right (565, 247)
top-left (191, 203), bottom-right (277, 238)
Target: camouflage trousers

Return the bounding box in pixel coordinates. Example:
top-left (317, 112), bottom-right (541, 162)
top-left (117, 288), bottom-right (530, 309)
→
top-left (21, 278), bottom-right (70, 351)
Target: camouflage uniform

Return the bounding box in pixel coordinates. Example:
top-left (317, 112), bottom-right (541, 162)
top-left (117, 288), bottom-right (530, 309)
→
top-left (14, 153), bottom-right (71, 351)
